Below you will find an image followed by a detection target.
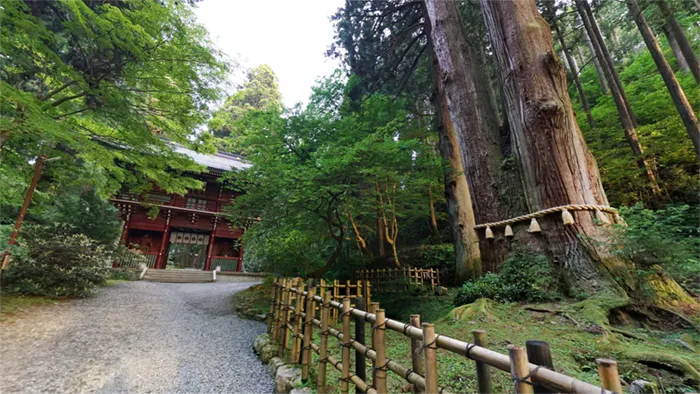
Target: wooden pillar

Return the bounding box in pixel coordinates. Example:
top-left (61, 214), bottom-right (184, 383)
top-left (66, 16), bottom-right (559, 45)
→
top-left (204, 218), bottom-right (218, 271)
top-left (354, 296), bottom-right (367, 393)
top-left (373, 308), bottom-right (388, 394)
top-left (236, 239), bottom-right (244, 272)
top-left (526, 341), bottom-right (554, 394)
top-left (410, 315), bottom-right (424, 394)
top-left (597, 358), bottom-right (623, 394)
top-left (156, 210), bottom-right (171, 269)
top-left (508, 345), bottom-right (534, 394)
top-left (318, 291), bottom-right (331, 394)
top-left (302, 287), bottom-right (316, 381)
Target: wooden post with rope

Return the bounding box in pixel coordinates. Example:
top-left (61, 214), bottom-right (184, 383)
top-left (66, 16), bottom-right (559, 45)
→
top-left (291, 283), bottom-right (305, 363)
top-left (374, 308), bottom-right (388, 394)
top-left (318, 291), bottom-right (331, 394)
top-left (509, 345), bottom-right (534, 394)
top-left (341, 298), bottom-right (351, 394)
top-left (410, 315), bottom-right (424, 394)
top-left (422, 323), bottom-right (439, 394)
top-left (302, 286), bottom-right (316, 381)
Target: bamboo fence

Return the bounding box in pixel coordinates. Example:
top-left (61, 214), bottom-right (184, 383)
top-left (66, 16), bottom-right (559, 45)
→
top-left (356, 268), bottom-right (441, 292)
top-left (269, 277), bottom-right (622, 394)
top-left (318, 279), bottom-right (371, 322)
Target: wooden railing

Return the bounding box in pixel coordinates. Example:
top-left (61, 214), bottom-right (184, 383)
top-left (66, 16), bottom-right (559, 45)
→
top-left (118, 251), bottom-right (157, 269)
top-left (357, 267), bottom-right (441, 291)
top-left (269, 277), bottom-right (623, 394)
top-left (211, 256), bottom-right (241, 272)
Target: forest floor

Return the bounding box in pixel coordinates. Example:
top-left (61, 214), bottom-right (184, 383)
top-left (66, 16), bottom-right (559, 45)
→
top-left (236, 282), bottom-right (700, 394)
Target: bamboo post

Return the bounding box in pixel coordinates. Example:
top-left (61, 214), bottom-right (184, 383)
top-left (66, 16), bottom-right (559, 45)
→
top-left (274, 278), bottom-right (286, 343)
top-left (472, 330), bottom-right (493, 394)
top-left (318, 291), bottom-right (331, 394)
top-left (291, 283), bottom-right (305, 363)
top-left (341, 298), bottom-right (351, 394)
top-left (354, 296), bottom-right (367, 393)
top-left (526, 341), bottom-right (554, 394)
top-left (597, 359), bottom-right (623, 394)
top-left (422, 323), bottom-right (439, 394)
top-left (302, 286), bottom-right (316, 381)
top-left (270, 278), bottom-right (279, 336)
top-left (374, 308), bottom-right (388, 394)
top-left (365, 281), bottom-right (371, 310)
top-left (508, 345), bottom-right (534, 394)
top-left (410, 315), bottom-right (424, 394)
top-left (281, 278), bottom-right (292, 352)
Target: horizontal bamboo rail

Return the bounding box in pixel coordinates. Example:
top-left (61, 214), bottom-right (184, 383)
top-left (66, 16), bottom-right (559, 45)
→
top-left (270, 278), bottom-right (618, 394)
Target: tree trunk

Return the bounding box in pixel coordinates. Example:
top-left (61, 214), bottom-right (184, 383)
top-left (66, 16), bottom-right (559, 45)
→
top-left (428, 189), bottom-right (440, 237)
top-left (663, 25), bottom-right (690, 73)
top-left (581, 23), bottom-right (609, 94)
top-left (476, 41), bottom-right (502, 127)
top-left (553, 19), bottom-right (595, 129)
top-left (424, 0), bottom-right (520, 272)
top-left (432, 54), bottom-right (482, 281)
top-left (477, 0), bottom-right (694, 306)
top-left (576, 0), bottom-right (662, 194)
top-left (657, 0), bottom-right (699, 83)
top-left (376, 206), bottom-right (386, 257)
top-left (627, 0), bottom-right (700, 158)
top-left (580, 1), bottom-right (638, 127)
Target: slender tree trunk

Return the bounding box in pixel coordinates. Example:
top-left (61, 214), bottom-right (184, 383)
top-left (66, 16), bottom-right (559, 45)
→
top-left (428, 189), bottom-right (440, 237)
top-left (431, 53), bottom-right (482, 281)
top-left (657, 0), bottom-right (700, 83)
top-left (576, 0), bottom-right (662, 193)
top-left (424, 0), bottom-right (521, 272)
top-left (376, 206), bottom-right (386, 258)
top-left (663, 25), bottom-right (691, 73)
top-left (581, 23), bottom-right (609, 94)
top-left (553, 20), bottom-right (595, 129)
top-left (580, 1), bottom-right (638, 126)
top-left (627, 0), bottom-right (700, 158)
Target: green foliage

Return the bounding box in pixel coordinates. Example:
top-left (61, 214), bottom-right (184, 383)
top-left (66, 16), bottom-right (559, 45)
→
top-left (607, 204), bottom-right (700, 293)
top-left (401, 244), bottom-right (457, 285)
top-left (227, 72), bottom-right (444, 277)
top-left (3, 224), bottom-right (108, 297)
top-left (0, 0), bottom-right (229, 209)
top-left (454, 251), bottom-right (561, 306)
top-left (105, 268), bottom-right (141, 281)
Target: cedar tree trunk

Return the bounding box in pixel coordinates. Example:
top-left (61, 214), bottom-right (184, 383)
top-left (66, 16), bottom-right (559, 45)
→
top-left (657, 0), bottom-right (699, 83)
top-left (627, 0), bottom-right (700, 158)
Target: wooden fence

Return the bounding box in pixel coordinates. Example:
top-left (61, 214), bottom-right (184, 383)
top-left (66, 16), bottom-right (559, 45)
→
top-left (269, 277), bottom-right (623, 394)
top-left (356, 268), bottom-right (441, 292)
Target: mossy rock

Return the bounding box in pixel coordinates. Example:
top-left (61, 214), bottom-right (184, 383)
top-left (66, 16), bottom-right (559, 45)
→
top-left (448, 298), bottom-right (498, 322)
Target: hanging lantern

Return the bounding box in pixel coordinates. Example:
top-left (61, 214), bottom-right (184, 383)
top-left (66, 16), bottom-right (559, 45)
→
top-left (561, 209), bottom-right (575, 225)
top-left (504, 225), bottom-right (514, 237)
top-left (485, 226), bottom-right (494, 239)
top-left (527, 218), bottom-right (541, 233)
top-left (595, 209), bottom-right (611, 225)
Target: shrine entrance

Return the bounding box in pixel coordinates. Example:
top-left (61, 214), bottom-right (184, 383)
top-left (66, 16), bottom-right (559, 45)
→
top-left (166, 231), bottom-right (210, 270)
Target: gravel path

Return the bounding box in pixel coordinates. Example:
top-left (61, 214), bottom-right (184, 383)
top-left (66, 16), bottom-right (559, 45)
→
top-left (0, 281), bottom-right (273, 393)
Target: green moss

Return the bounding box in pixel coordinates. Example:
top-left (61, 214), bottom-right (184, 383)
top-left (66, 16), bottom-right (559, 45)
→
top-left (233, 282), bottom-right (273, 320)
top-left (0, 294), bottom-right (56, 319)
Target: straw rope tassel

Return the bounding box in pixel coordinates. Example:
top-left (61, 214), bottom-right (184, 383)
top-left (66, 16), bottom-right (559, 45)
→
top-left (595, 209), bottom-right (611, 225)
top-left (561, 209), bottom-right (575, 225)
top-left (485, 226), bottom-right (494, 239)
top-left (527, 218), bottom-right (541, 233)
top-left (613, 212), bottom-right (627, 226)
top-left (504, 225), bottom-right (513, 237)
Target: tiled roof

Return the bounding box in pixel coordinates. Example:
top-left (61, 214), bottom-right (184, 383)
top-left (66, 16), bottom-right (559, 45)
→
top-left (172, 144), bottom-right (251, 172)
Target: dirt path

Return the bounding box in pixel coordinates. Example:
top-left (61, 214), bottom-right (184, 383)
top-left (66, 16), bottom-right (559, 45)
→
top-left (0, 281), bottom-right (273, 393)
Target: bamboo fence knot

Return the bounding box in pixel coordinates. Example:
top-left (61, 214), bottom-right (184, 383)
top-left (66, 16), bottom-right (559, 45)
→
top-left (512, 365), bottom-right (542, 386)
top-left (423, 334), bottom-right (441, 350)
top-left (465, 343), bottom-right (477, 358)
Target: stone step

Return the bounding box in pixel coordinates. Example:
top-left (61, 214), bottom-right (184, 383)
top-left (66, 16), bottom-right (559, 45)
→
top-left (142, 269), bottom-right (214, 283)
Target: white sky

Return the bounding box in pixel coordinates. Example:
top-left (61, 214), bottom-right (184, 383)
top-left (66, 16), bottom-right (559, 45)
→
top-left (194, 0), bottom-right (344, 108)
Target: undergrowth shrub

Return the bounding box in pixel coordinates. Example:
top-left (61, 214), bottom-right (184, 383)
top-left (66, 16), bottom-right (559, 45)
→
top-left (607, 204), bottom-right (700, 295)
top-left (454, 250), bottom-right (560, 306)
top-left (3, 224), bottom-right (107, 297)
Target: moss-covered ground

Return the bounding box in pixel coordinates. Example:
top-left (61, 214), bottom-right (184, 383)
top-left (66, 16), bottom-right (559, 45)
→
top-left (0, 294), bottom-right (56, 321)
top-left (239, 281), bottom-right (700, 393)
top-left (233, 282), bottom-right (273, 320)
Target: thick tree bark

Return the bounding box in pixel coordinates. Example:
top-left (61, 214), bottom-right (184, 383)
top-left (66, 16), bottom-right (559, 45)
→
top-left (553, 19), bottom-right (595, 129)
top-left (580, 1), bottom-right (638, 126)
top-left (576, 0), bottom-right (661, 193)
top-left (424, 0), bottom-right (521, 272)
top-left (432, 57), bottom-right (482, 281)
top-left (477, 0), bottom-right (694, 306)
top-left (627, 0), bottom-right (700, 158)
top-left (663, 25), bottom-right (691, 73)
top-left (581, 23), bottom-right (609, 94)
top-left (657, 0), bottom-right (699, 83)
